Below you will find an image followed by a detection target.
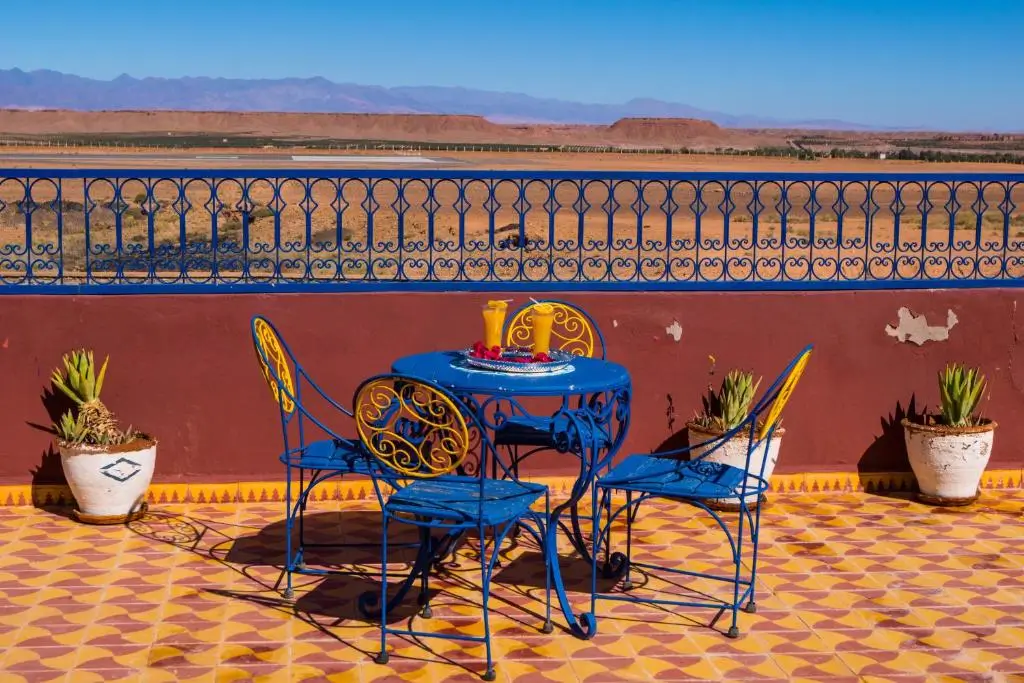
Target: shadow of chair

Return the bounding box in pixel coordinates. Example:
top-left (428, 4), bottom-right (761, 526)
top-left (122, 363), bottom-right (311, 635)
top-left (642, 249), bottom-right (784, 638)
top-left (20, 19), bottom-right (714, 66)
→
top-left (128, 507), bottom-right (422, 593)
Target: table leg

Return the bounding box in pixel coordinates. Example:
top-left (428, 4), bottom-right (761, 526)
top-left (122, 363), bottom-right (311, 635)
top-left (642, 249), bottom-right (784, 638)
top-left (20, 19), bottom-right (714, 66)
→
top-left (357, 528), bottom-right (462, 620)
top-left (544, 390), bottom-right (631, 637)
top-left (467, 388), bottom-right (630, 638)
top-left (568, 499), bottom-right (631, 580)
top-left (544, 489), bottom-right (630, 639)
top-left (546, 493), bottom-right (598, 640)
top-left (545, 436), bottom-right (622, 639)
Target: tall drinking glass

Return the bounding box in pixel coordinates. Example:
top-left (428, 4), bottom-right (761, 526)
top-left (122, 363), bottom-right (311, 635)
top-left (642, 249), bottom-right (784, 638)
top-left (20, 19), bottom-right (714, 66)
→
top-left (531, 303), bottom-right (554, 355)
top-left (482, 300), bottom-right (508, 349)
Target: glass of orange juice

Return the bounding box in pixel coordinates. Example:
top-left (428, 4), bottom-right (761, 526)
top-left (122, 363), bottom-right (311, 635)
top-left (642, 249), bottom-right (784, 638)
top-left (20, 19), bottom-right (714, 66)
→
top-left (482, 300), bottom-right (508, 349)
top-left (531, 302), bottom-right (555, 355)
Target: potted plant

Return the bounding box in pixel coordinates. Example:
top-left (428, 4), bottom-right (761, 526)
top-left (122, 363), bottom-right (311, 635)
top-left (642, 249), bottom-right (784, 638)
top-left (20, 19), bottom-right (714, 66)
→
top-left (50, 350), bottom-right (156, 524)
top-left (687, 368), bottom-right (782, 511)
top-left (902, 364), bottom-right (995, 506)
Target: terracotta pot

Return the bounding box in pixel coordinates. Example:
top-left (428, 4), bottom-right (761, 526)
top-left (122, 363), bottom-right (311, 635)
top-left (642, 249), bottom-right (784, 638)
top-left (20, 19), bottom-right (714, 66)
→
top-left (58, 437), bottom-right (157, 524)
top-left (902, 418), bottom-right (995, 506)
top-left (686, 422), bottom-right (784, 510)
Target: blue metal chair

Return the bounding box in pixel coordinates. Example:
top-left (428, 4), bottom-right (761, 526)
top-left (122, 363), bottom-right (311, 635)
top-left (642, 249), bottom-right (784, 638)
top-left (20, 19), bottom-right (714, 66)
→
top-left (353, 374), bottom-right (552, 682)
top-left (250, 315), bottom-right (375, 599)
top-left (586, 345), bottom-right (812, 638)
top-left (496, 299), bottom-right (609, 467)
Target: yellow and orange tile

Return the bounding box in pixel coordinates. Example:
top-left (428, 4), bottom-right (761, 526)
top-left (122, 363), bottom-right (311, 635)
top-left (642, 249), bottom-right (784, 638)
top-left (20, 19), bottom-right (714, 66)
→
top-left (0, 489), bottom-right (1023, 680)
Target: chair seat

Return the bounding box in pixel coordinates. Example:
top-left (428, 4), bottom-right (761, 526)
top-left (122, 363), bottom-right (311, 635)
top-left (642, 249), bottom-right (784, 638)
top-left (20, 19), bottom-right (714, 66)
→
top-left (494, 415), bottom-right (612, 450)
top-left (598, 454), bottom-right (765, 500)
top-left (280, 439), bottom-right (372, 474)
top-left (386, 477), bottom-right (547, 526)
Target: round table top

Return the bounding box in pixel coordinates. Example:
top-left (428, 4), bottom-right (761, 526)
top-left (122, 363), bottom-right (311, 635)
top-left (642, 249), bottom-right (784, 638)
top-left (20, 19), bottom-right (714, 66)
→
top-left (391, 350), bottom-right (631, 397)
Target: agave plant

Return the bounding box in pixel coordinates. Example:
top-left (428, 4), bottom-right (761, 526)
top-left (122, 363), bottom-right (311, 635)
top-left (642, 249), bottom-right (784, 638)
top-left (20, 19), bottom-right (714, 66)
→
top-left (51, 349), bottom-right (134, 446)
top-left (938, 363), bottom-right (987, 427)
top-left (694, 369), bottom-right (762, 432)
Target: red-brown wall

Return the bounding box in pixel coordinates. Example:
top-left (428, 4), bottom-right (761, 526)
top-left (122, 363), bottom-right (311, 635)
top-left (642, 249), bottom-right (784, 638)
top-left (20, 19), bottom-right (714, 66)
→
top-left (2, 289), bottom-right (1021, 486)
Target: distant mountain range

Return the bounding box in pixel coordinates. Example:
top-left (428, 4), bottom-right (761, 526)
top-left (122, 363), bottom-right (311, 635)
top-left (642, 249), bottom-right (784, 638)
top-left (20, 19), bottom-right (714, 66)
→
top-left (0, 67), bottom-right (887, 131)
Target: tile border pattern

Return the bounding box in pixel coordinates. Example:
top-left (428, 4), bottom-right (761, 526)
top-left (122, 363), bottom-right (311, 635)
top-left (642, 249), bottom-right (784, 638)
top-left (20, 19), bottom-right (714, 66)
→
top-left (3, 469), bottom-right (1021, 507)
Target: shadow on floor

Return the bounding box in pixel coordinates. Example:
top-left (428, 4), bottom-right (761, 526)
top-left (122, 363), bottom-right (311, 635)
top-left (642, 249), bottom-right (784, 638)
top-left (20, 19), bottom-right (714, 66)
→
top-left (128, 509), bottom-right (423, 590)
top-left (857, 396), bottom-right (922, 501)
top-left (205, 578), bottom-right (484, 676)
top-left (205, 573), bottom-right (429, 625)
top-left (130, 508), bottom-right (538, 676)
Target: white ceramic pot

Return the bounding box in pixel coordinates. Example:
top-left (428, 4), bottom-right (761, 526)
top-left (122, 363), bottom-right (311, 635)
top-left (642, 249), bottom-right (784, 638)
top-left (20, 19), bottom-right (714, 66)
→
top-left (902, 419), bottom-right (995, 506)
top-left (687, 423), bottom-right (783, 510)
top-left (59, 438), bottom-right (157, 522)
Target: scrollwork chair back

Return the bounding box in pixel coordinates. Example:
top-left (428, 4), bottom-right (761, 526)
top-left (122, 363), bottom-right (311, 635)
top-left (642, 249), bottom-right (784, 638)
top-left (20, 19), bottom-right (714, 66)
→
top-left (252, 315), bottom-right (298, 416)
top-left (505, 300), bottom-right (605, 359)
top-left (354, 377), bottom-right (471, 479)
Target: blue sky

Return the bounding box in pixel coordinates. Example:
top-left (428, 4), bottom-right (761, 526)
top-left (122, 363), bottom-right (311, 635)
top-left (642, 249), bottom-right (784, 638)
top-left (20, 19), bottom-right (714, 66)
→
top-left (2, 0), bottom-right (1021, 130)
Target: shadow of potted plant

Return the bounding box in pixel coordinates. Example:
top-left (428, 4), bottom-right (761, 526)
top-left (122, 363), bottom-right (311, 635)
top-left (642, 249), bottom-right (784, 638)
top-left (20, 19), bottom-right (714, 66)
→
top-left (902, 363), bottom-right (995, 507)
top-left (688, 366), bottom-right (781, 511)
top-left (50, 349), bottom-right (157, 524)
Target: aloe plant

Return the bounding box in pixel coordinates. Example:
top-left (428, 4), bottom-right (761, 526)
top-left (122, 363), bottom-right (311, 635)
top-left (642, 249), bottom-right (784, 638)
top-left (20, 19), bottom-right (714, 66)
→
top-left (694, 369), bottom-right (762, 431)
top-left (51, 349), bottom-right (135, 446)
top-left (938, 363), bottom-right (987, 427)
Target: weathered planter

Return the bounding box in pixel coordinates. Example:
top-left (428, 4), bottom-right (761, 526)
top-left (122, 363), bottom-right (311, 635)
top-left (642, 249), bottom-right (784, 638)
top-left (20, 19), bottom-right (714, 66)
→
top-left (902, 418), bottom-right (995, 506)
top-left (59, 437), bottom-right (157, 524)
top-left (687, 422), bottom-right (783, 511)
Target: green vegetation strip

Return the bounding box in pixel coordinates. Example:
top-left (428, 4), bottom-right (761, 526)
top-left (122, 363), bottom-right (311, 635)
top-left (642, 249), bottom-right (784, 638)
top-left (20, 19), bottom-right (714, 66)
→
top-left (2, 134), bottom-right (1023, 164)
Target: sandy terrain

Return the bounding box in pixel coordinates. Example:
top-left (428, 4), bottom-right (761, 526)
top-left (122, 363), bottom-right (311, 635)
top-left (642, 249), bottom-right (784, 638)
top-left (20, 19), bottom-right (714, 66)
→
top-left (2, 110), bottom-right (1022, 156)
top-left (1, 110), bottom-right (1020, 283)
top-left (0, 110), bottom-right (782, 149)
top-left (2, 148), bottom-right (1020, 284)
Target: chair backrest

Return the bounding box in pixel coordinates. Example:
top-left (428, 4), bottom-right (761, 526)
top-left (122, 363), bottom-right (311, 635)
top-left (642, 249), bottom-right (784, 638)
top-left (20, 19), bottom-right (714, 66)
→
top-left (250, 315), bottom-right (355, 452)
top-left (353, 376), bottom-right (471, 479)
top-left (756, 345), bottom-right (813, 442)
top-left (252, 316), bottom-right (298, 416)
top-left (353, 374), bottom-right (536, 518)
top-left (505, 299), bottom-right (605, 359)
top-left (673, 345), bottom-right (812, 498)
top-left (735, 344), bottom-right (812, 490)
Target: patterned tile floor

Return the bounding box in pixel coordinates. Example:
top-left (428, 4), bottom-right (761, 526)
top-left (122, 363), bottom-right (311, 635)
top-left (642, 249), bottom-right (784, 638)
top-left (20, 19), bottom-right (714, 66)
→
top-left (1, 490), bottom-right (1024, 682)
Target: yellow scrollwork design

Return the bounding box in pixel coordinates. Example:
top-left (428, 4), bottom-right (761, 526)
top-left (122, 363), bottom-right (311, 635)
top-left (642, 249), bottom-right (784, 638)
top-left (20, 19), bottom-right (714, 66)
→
top-left (505, 302), bottom-right (597, 357)
top-left (758, 348), bottom-right (811, 440)
top-left (354, 378), bottom-right (469, 478)
top-left (253, 317), bottom-right (296, 414)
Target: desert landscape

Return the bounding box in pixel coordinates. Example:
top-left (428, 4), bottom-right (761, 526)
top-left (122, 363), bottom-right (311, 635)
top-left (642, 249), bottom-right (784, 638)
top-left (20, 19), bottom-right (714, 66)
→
top-left (1, 110), bottom-right (1023, 164)
top-left (1, 110), bottom-right (1022, 285)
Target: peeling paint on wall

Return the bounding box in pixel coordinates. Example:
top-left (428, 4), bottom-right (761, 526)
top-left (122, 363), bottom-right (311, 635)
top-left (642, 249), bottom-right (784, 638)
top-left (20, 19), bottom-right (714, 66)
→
top-left (885, 307), bottom-right (959, 345)
top-left (665, 320), bottom-right (683, 342)
top-left (612, 320), bottom-right (619, 328)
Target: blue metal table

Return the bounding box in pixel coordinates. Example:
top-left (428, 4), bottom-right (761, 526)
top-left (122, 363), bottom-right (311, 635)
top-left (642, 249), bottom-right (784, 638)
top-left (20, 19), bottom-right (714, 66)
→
top-left (391, 350), bottom-right (632, 638)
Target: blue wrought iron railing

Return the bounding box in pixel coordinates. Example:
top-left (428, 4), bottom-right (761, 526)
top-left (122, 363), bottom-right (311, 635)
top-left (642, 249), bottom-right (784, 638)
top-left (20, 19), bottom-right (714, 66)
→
top-left (2, 169), bottom-right (1024, 293)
